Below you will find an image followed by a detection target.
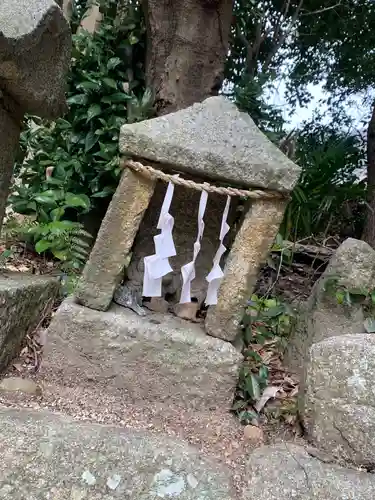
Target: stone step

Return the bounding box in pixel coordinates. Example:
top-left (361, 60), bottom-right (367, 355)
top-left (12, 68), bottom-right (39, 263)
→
top-left (0, 407), bottom-right (235, 499)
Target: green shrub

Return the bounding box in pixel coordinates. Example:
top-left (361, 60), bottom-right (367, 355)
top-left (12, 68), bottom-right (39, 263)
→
top-left (10, 0), bottom-right (150, 270)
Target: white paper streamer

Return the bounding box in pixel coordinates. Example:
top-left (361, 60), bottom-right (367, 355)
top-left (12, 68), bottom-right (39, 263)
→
top-left (205, 196), bottom-right (231, 305)
top-left (179, 191), bottom-right (208, 304)
top-left (142, 182), bottom-right (176, 297)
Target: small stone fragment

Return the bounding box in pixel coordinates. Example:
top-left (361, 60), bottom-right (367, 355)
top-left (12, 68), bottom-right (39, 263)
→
top-left (81, 470), bottom-right (96, 486)
top-left (174, 302), bottom-right (199, 321)
top-left (106, 474), bottom-right (121, 490)
top-left (187, 473), bottom-right (199, 489)
top-left (145, 297), bottom-right (169, 313)
top-left (243, 425), bottom-right (264, 445)
top-left (0, 377), bottom-right (41, 396)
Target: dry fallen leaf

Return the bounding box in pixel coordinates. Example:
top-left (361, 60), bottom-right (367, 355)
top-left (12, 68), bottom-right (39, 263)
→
top-left (254, 386), bottom-right (281, 413)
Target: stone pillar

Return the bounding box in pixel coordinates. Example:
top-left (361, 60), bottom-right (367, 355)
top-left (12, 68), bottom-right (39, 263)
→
top-left (75, 169), bottom-right (156, 311)
top-left (0, 102), bottom-right (22, 234)
top-left (205, 198), bottom-right (287, 342)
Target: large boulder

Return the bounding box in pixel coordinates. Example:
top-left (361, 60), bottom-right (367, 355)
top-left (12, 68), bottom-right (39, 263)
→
top-left (286, 238), bottom-right (375, 375)
top-left (242, 443), bottom-right (375, 500)
top-left (0, 408), bottom-right (234, 499)
top-left (301, 334), bottom-right (375, 466)
top-left (0, 0), bottom-right (71, 118)
top-left (0, 273), bottom-right (60, 372)
top-left (44, 298), bottom-right (242, 411)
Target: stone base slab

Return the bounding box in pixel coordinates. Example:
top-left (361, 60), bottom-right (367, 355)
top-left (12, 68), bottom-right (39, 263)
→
top-left (0, 408), bottom-right (234, 499)
top-left (0, 272), bottom-right (60, 372)
top-left (44, 299), bottom-right (242, 411)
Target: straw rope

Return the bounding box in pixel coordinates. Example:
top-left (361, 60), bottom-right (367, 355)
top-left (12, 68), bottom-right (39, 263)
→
top-left (121, 160), bottom-right (287, 200)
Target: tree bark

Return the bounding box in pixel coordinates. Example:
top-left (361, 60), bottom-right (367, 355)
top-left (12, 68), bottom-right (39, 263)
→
top-left (142, 0), bottom-right (233, 115)
top-left (362, 102), bottom-right (375, 248)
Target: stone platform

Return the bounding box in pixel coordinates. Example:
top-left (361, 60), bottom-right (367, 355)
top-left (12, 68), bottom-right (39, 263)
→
top-left (0, 408), bottom-right (234, 499)
top-left (45, 299), bottom-right (242, 411)
top-left (0, 273), bottom-right (59, 372)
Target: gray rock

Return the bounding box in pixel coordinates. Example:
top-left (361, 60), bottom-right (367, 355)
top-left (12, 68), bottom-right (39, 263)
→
top-left (242, 443), bottom-right (375, 500)
top-left (0, 0), bottom-right (71, 118)
top-left (286, 238), bottom-right (375, 376)
top-left (44, 298), bottom-right (242, 411)
top-left (302, 334), bottom-right (375, 466)
top-left (0, 273), bottom-right (60, 373)
top-left (0, 376), bottom-right (41, 395)
top-left (0, 408), bottom-right (234, 499)
top-left (119, 96), bottom-right (301, 192)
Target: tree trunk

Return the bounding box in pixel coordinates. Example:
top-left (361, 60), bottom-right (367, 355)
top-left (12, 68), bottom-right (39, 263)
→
top-left (362, 102), bottom-right (375, 248)
top-left (142, 0), bottom-right (233, 115)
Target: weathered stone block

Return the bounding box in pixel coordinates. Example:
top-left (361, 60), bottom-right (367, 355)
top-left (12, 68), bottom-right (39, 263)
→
top-left (301, 334), bottom-right (375, 466)
top-left (242, 444), bottom-right (375, 500)
top-left (0, 0), bottom-right (71, 118)
top-left (205, 198), bottom-right (287, 341)
top-left (0, 273), bottom-right (60, 372)
top-left (75, 169), bottom-right (156, 310)
top-left (120, 96), bottom-right (301, 192)
top-left (286, 238), bottom-right (375, 375)
top-left (0, 408), bottom-right (234, 499)
top-left (45, 298), bottom-right (242, 411)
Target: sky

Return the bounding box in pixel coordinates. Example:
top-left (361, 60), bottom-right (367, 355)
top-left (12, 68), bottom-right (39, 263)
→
top-left (266, 79), bottom-right (369, 130)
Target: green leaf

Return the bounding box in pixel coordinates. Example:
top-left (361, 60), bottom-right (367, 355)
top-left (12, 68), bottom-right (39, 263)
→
top-left (258, 365), bottom-right (269, 381)
top-left (245, 374), bottom-right (261, 401)
top-left (78, 81), bottom-right (100, 91)
top-left (371, 291), bottom-right (375, 304)
top-left (35, 239), bottom-right (51, 253)
top-left (102, 93), bottom-right (129, 103)
top-left (336, 290), bottom-right (345, 304)
top-left (129, 34), bottom-right (139, 45)
top-left (50, 207), bottom-right (65, 221)
top-left (103, 78), bottom-right (118, 89)
top-left (52, 249), bottom-right (68, 261)
top-left (84, 131), bottom-right (99, 152)
top-left (91, 187), bottom-right (114, 198)
top-left (67, 94), bottom-right (88, 106)
top-left (87, 104), bottom-right (102, 122)
top-left (232, 400), bottom-right (247, 411)
top-left (64, 193), bottom-right (91, 210)
top-left (364, 318), bottom-right (375, 333)
top-left (34, 191), bottom-right (57, 204)
top-left (107, 57), bottom-right (122, 70)
top-left (263, 305), bottom-right (284, 318)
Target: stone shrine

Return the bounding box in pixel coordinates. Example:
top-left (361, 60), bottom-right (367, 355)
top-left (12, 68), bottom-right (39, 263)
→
top-left (46, 96), bottom-right (302, 411)
top-left (76, 96), bottom-right (301, 342)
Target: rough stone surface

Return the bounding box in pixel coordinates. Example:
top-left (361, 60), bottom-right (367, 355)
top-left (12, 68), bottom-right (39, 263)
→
top-left (0, 408), bottom-right (235, 499)
top-left (120, 96), bottom-right (301, 192)
top-left (0, 0), bottom-right (71, 118)
top-left (75, 169), bottom-right (156, 311)
top-left (205, 198), bottom-right (287, 341)
top-left (286, 238), bottom-right (375, 375)
top-left (45, 298), bottom-right (242, 411)
top-left (242, 443), bottom-right (375, 500)
top-left (0, 377), bottom-right (41, 395)
top-left (301, 334), bottom-right (375, 466)
top-left (0, 273), bottom-right (60, 372)
top-left (0, 103), bottom-right (22, 233)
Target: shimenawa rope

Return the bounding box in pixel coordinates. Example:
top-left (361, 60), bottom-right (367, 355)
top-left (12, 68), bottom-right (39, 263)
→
top-left (121, 160), bottom-right (287, 200)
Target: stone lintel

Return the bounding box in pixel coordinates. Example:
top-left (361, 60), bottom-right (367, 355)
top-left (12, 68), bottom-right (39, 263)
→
top-left (205, 198), bottom-right (287, 342)
top-left (75, 169), bottom-right (156, 311)
top-left (119, 96), bottom-right (301, 192)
